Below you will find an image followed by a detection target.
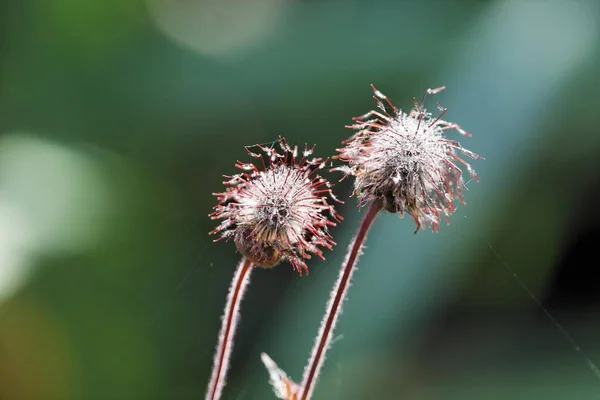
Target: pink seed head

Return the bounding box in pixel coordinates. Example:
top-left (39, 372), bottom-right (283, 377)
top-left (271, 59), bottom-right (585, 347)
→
top-left (210, 136), bottom-right (342, 275)
top-left (335, 85), bottom-right (482, 233)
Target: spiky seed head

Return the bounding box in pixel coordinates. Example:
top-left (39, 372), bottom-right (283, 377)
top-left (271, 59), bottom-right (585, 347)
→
top-left (210, 136), bottom-right (342, 275)
top-left (335, 84), bottom-right (482, 232)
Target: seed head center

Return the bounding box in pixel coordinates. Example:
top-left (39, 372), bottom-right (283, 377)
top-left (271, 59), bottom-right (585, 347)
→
top-left (264, 197), bottom-right (290, 225)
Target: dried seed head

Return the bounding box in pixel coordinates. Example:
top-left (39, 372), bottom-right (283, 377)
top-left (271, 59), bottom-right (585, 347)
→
top-left (335, 85), bottom-right (482, 232)
top-left (210, 136), bottom-right (341, 275)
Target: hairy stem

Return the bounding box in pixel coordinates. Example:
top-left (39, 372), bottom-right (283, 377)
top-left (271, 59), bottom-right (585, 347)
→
top-left (206, 257), bottom-right (254, 400)
top-left (300, 200), bottom-right (382, 400)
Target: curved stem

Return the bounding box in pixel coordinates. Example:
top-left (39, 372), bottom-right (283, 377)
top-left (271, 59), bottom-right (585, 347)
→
top-left (206, 257), bottom-right (254, 400)
top-left (300, 201), bottom-right (382, 400)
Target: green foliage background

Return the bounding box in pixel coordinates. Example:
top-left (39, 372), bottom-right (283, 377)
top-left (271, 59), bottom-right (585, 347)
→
top-left (1, 1), bottom-right (600, 399)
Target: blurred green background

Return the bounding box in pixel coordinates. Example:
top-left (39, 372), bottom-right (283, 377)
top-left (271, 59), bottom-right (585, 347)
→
top-left (1, 0), bottom-right (600, 399)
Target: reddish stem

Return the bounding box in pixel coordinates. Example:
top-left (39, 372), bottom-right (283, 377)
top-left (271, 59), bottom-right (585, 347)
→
top-left (206, 258), bottom-right (254, 400)
top-left (300, 201), bottom-right (382, 400)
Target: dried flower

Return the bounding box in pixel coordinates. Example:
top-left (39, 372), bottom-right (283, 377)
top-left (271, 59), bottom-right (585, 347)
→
top-left (206, 137), bottom-right (341, 400)
top-left (335, 84), bottom-right (482, 232)
top-left (210, 136), bottom-right (341, 274)
top-left (258, 85), bottom-right (483, 400)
